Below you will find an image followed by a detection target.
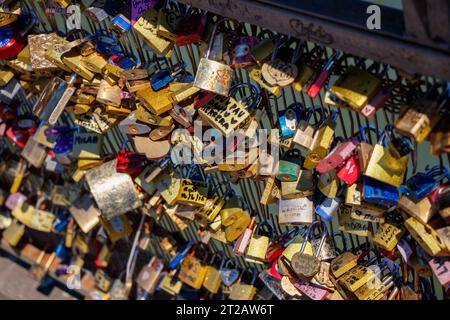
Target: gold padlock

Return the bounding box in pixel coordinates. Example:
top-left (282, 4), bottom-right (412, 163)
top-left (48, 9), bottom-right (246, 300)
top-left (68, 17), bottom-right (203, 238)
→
top-left (304, 118), bottom-right (336, 170)
top-left (136, 86), bottom-right (175, 116)
top-left (245, 222), bottom-right (274, 264)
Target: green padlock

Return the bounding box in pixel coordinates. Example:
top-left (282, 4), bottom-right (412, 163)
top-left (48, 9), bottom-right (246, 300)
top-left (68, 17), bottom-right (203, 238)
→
top-left (276, 149), bottom-right (303, 182)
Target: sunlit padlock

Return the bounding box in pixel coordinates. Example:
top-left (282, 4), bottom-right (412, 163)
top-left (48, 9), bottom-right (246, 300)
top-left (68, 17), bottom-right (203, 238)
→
top-left (279, 196), bottom-right (314, 225)
top-left (303, 110), bottom-right (337, 170)
top-left (193, 17), bottom-right (238, 96)
top-left (364, 125), bottom-right (409, 188)
top-left (290, 221), bottom-right (326, 278)
top-left (310, 221), bottom-right (337, 261)
top-left (233, 216), bottom-right (256, 256)
top-left (276, 149), bottom-right (303, 182)
top-left (316, 196), bottom-right (341, 222)
top-left (266, 227), bottom-right (302, 263)
top-left (245, 221), bottom-right (274, 264)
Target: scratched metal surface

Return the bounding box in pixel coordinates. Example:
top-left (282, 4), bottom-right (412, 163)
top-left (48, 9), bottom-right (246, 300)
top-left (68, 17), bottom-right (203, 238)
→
top-left (16, 0), bottom-right (449, 299)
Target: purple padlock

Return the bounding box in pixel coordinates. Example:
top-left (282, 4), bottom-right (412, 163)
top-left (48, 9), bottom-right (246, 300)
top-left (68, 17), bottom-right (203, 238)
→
top-left (5, 192), bottom-right (27, 211)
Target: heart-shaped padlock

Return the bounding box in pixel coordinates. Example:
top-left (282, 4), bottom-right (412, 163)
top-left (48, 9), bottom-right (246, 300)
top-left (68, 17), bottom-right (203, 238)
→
top-left (219, 258), bottom-right (240, 287)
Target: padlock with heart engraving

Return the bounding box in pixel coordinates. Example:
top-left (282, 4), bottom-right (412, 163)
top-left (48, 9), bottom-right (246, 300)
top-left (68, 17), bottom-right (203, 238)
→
top-left (219, 258), bottom-right (240, 287)
top-left (193, 17), bottom-right (238, 96)
top-left (291, 221), bottom-right (326, 279)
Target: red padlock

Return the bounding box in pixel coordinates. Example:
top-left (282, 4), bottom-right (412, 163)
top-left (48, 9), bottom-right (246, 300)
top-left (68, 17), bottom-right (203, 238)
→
top-left (316, 137), bottom-right (359, 174)
top-left (176, 14), bottom-right (207, 46)
top-left (337, 154), bottom-right (361, 185)
top-left (0, 25), bottom-right (25, 59)
top-left (116, 150), bottom-right (147, 177)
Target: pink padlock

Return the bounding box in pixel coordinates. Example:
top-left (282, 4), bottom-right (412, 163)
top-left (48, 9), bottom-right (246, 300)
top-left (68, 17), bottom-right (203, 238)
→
top-left (5, 192), bottom-right (27, 211)
top-left (316, 137), bottom-right (359, 174)
top-left (428, 256), bottom-right (450, 286)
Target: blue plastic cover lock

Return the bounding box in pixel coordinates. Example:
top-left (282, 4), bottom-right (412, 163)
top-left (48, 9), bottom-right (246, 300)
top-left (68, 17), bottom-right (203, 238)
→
top-left (315, 196), bottom-right (341, 222)
top-left (400, 165), bottom-right (449, 203)
top-left (363, 176), bottom-right (400, 206)
top-left (110, 14), bottom-right (131, 35)
top-left (169, 240), bottom-right (195, 270)
top-left (278, 103), bottom-right (305, 138)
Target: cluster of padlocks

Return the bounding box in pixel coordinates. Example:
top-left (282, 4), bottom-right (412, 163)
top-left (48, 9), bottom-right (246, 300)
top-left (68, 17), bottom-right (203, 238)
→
top-left (0, 0), bottom-right (449, 300)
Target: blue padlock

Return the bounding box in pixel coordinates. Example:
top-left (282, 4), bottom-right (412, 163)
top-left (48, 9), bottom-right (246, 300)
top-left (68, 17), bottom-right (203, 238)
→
top-left (150, 62), bottom-right (186, 91)
top-left (109, 14), bottom-right (131, 37)
top-left (278, 102), bottom-right (305, 138)
top-left (168, 240), bottom-right (195, 270)
top-left (53, 209), bottom-right (70, 233)
top-left (315, 196), bottom-right (341, 222)
top-left (400, 165), bottom-right (449, 203)
top-left (363, 176), bottom-right (399, 206)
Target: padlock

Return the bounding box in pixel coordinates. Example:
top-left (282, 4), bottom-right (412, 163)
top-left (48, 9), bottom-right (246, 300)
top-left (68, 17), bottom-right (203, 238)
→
top-left (336, 153), bottom-right (361, 185)
top-left (193, 17), bottom-right (237, 96)
top-left (96, 80), bottom-right (122, 107)
top-left (278, 103), bottom-right (305, 139)
top-left (261, 39), bottom-right (299, 87)
top-left (28, 33), bottom-right (63, 72)
top-left (136, 256), bottom-right (165, 294)
top-left (291, 221), bottom-right (326, 278)
top-left (363, 176), bottom-right (400, 207)
top-left (178, 247), bottom-right (208, 289)
top-left (373, 218), bottom-right (405, 252)
top-left (2, 219), bottom-right (24, 246)
top-left (338, 205), bottom-right (372, 237)
top-left (196, 194), bottom-right (225, 223)
top-left (260, 177), bottom-right (280, 205)
top-left (231, 35), bottom-right (258, 68)
top-left (245, 221), bottom-right (274, 264)
top-left (428, 256), bottom-right (450, 286)
top-left (364, 125), bottom-right (409, 188)
top-left (33, 74), bottom-right (78, 125)
top-left (82, 52), bottom-right (108, 74)
top-left (279, 196), bottom-right (314, 225)
top-left (316, 196), bottom-right (341, 222)
top-left (150, 62), bottom-right (185, 91)
top-left (276, 149), bottom-right (303, 182)
top-left (329, 67), bottom-right (381, 111)
top-left (233, 217), bottom-right (256, 256)
top-left (354, 273), bottom-right (395, 300)
top-left (220, 193), bottom-right (247, 227)
top-left (398, 195), bottom-right (438, 225)
top-left (219, 258), bottom-right (240, 287)
top-left (225, 210), bottom-right (251, 242)
top-left (176, 13), bottom-right (207, 46)
top-left (229, 267), bottom-right (258, 300)
top-left (295, 170), bottom-right (315, 197)
top-left (133, 8), bottom-right (173, 56)
top-left (404, 216), bottom-right (448, 257)
top-left (203, 253), bottom-right (222, 294)
top-left (318, 170), bottom-right (340, 199)
top-left (395, 95), bottom-right (444, 143)
top-left (0, 25), bottom-right (26, 59)
top-left (266, 227), bottom-right (302, 263)
top-left (303, 111), bottom-right (337, 170)
top-left (307, 51), bottom-right (340, 98)
top-left (248, 65), bottom-right (282, 96)
top-left (316, 136), bottom-right (359, 174)
top-left (330, 250), bottom-right (359, 279)
top-left (400, 165), bottom-right (448, 203)
top-left (136, 85), bottom-right (175, 116)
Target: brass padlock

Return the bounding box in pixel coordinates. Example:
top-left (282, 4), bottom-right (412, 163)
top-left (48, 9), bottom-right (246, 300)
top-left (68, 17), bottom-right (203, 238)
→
top-left (329, 67), bottom-right (381, 111)
top-left (304, 115), bottom-right (336, 170)
top-left (245, 221), bottom-right (274, 264)
top-left (133, 8), bottom-right (173, 56)
top-left (193, 18), bottom-right (237, 96)
top-left (136, 86), bottom-right (175, 116)
top-left (229, 268), bottom-right (258, 300)
top-left (279, 196), bottom-right (314, 225)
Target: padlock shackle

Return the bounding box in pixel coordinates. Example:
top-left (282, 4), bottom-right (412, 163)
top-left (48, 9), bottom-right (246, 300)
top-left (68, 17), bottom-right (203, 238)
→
top-left (357, 124), bottom-right (382, 143)
top-left (424, 164), bottom-right (449, 182)
top-left (206, 17), bottom-right (240, 59)
top-left (229, 82), bottom-right (262, 111)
